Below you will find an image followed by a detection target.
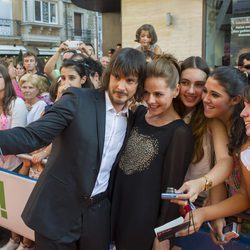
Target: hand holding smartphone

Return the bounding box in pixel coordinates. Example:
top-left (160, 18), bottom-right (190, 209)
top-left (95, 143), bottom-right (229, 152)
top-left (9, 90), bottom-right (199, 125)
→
top-left (222, 222), bottom-right (239, 241)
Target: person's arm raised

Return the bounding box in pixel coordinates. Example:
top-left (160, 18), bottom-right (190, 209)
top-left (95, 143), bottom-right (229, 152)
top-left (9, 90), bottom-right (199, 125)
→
top-left (44, 41), bottom-right (69, 82)
top-left (175, 118), bottom-right (233, 202)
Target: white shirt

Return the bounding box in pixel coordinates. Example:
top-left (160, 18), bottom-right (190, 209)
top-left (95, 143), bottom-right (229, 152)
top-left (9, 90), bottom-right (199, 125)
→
top-left (241, 147), bottom-right (250, 171)
top-left (91, 91), bottom-right (128, 196)
top-left (8, 97), bottom-right (28, 128)
top-left (27, 99), bottom-right (47, 124)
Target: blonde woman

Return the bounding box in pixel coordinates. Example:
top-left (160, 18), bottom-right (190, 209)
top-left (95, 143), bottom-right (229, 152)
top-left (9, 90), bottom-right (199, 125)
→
top-left (19, 73), bottom-right (48, 124)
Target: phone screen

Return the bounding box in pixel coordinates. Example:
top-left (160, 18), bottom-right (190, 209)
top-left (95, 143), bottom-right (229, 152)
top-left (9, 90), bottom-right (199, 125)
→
top-left (222, 224), bottom-right (233, 234)
top-left (222, 223), bottom-right (239, 240)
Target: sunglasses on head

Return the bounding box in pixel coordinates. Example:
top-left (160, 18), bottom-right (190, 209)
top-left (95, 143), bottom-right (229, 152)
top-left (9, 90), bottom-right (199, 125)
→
top-left (243, 64), bottom-right (250, 69)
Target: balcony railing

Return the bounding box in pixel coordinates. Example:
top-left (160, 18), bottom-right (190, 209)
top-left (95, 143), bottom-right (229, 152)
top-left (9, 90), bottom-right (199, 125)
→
top-left (70, 29), bottom-right (92, 44)
top-left (0, 18), bottom-right (21, 37)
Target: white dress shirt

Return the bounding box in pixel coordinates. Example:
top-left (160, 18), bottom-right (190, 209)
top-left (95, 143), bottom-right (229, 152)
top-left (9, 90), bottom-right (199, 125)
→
top-left (91, 91), bottom-right (128, 196)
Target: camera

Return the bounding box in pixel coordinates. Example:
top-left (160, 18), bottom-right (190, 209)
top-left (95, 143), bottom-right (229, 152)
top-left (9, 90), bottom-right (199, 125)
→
top-left (161, 187), bottom-right (184, 200)
top-left (222, 222), bottom-right (239, 241)
top-left (66, 40), bottom-right (81, 49)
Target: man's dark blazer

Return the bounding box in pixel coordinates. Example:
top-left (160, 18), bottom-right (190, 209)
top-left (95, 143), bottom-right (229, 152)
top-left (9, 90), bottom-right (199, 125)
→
top-left (0, 87), bottom-right (133, 241)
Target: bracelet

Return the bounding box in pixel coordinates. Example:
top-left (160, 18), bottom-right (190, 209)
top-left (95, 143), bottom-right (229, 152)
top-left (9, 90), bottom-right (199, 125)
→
top-left (202, 175), bottom-right (213, 191)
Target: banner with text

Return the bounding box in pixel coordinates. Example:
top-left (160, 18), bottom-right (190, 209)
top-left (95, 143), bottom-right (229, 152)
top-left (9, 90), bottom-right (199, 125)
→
top-left (0, 169), bottom-right (35, 241)
top-left (231, 16), bottom-right (250, 38)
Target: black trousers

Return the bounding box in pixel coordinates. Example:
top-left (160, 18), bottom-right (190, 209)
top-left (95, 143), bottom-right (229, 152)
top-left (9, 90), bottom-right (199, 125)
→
top-left (35, 195), bottom-right (111, 250)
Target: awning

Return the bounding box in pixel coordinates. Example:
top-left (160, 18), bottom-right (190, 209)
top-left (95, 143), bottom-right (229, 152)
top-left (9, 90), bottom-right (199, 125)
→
top-left (38, 47), bottom-right (58, 56)
top-left (71, 0), bottom-right (120, 13)
top-left (0, 45), bottom-right (26, 55)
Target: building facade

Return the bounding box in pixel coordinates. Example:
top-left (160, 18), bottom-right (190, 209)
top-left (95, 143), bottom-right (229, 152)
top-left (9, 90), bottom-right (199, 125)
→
top-left (0, 0), bottom-right (249, 67)
top-left (0, 0), bottom-right (101, 58)
top-left (122, 0), bottom-right (250, 67)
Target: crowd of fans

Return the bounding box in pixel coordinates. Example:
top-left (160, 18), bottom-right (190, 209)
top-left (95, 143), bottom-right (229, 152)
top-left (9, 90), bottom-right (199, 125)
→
top-left (0, 23), bottom-right (250, 250)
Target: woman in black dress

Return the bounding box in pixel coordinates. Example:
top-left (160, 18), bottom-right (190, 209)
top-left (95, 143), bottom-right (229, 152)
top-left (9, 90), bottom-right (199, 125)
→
top-left (112, 54), bottom-right (194, 249)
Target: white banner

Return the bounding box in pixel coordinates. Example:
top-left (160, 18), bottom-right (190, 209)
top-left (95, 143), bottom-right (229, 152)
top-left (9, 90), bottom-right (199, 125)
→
top-left (0, 168), bottom-right (36, 241)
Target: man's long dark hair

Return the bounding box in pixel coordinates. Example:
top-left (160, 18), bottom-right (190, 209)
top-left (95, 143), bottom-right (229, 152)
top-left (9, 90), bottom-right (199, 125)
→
top-left (102, 48), bottom-right (146, 99)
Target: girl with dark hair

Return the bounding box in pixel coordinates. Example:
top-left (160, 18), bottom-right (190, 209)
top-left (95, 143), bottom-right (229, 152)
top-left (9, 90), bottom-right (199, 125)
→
top-left (112, 54), bottom-right (193, 249)
top-left (135, 24), bottom-right (162, 56)
top-left (15, 62), bottom-right (25, 83)
top-left (177, 85), bottom-right (250, 242)
top-left (172, 58), bottom-right (234, 249)
top-left (180, 66), bottom-right (247, 200)
top-left (7, 62), bottom-right (23, 99)
top-left (59, 59), bottom-right (91, 88)
top-left (175, 67), bottom-right (248, 243)
top-left (203, 67), bottom-right (247, 196)
top-left (60, 58), bottom-right (102, 89)
top-left (174, 57), bottom-right (232, 206)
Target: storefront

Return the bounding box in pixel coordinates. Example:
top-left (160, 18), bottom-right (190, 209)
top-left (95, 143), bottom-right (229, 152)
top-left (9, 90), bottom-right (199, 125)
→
top-left (205, 0), bottom-right (250, 67)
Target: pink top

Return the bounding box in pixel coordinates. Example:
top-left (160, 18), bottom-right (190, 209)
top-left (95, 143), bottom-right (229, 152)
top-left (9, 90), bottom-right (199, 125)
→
top-left (12, 79), bottom-right (24, 99)
top-left (0, 98), bottom-right (27, 170)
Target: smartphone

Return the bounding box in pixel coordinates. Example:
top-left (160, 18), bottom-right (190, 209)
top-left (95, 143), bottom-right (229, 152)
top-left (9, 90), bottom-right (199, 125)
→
top-left (222, 222), bottom-right (239, 241)
top-left (67, 40), bottom-right (80, 49)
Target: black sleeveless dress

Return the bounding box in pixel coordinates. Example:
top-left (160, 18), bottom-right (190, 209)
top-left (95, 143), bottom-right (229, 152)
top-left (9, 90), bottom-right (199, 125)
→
top-left (112, 106), bottom-right (194, 250)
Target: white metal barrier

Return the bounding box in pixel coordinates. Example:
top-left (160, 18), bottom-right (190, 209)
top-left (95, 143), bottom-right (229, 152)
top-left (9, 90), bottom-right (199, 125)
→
top-left (0, 168), bottom-right (36, 241)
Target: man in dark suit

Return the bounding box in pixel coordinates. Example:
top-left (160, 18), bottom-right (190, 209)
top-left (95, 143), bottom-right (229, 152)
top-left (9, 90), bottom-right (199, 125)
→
top-left (0, 48), bottom-right (146, 250)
